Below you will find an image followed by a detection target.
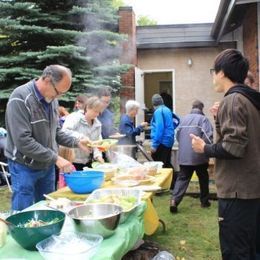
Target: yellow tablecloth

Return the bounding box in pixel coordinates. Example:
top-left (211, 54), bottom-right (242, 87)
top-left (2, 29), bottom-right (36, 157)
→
top-left (48, 168), bottom-right (173, 235)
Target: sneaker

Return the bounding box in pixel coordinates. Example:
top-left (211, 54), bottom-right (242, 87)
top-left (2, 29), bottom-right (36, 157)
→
top-left (201, 201), bottom-right (211, 208)
top-left (170, 200), bottom-right (178, 213)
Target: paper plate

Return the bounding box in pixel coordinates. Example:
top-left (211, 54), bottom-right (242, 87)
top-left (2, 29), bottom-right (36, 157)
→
top-left (109, 134), bottom-right (126, 139)
top-left (138, 176), bottom-right (156, 185)
top-left (133, 185), bottom-right (162, 192)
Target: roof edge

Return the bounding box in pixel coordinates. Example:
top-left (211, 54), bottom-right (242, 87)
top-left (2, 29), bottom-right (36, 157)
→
top-left (137, 23), bottom-right (213, 29)
top-left (211, 0), bottom-right (232, 39)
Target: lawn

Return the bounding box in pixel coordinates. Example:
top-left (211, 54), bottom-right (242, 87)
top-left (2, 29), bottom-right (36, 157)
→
top-left (147, 192), bottom-right (220, 260)
top-left (0, 186), bottom-right (221, 259)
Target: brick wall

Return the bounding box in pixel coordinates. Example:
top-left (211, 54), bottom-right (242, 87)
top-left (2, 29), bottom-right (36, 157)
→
top-left (243, 3), bottom-right (259, 89)
top-left (118, 7), bottom-right (137, 111)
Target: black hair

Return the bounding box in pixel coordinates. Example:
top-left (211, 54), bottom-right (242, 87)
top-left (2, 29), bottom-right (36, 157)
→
top-left (214, 49), bottom-right (249, 84)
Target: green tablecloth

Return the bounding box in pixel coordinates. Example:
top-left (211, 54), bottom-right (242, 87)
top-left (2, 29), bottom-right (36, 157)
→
top-left (0, 202), bottom-right (146, 260)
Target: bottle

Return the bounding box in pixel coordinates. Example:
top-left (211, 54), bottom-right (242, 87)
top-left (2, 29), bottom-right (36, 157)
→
top-left (152, 251), bottom-right (175, 260)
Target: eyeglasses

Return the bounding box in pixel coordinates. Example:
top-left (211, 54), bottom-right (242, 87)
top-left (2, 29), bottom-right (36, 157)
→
top-left (50, 80), bottom-right (66, 96)
top-left (210, 68), bottom-right (215, 75)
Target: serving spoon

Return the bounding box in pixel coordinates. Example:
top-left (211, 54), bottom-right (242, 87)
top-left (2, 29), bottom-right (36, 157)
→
top-left (43, 194), bottom-right (56, 201)
top-left (0, 217), bottom-right (15, 228)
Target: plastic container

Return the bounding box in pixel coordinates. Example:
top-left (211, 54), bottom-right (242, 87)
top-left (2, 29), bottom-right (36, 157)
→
top-left (144, 161), bottom-right (163, 171)
top-left (64, 171), bottom-right (104, 194)
top-left (85, 164), bottom-right (118, 181)
top-left (36, 231), bottom-right (103, 260)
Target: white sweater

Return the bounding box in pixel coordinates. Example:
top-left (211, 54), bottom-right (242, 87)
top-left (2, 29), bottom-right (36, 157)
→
top-left (63, 114), bottom-right (102, 164)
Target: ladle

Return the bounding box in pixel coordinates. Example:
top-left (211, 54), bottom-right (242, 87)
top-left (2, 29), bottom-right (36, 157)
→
top-left (0, 217), bottom-right (15, 227)
top-left (43, 194), bottom-right (56, 201)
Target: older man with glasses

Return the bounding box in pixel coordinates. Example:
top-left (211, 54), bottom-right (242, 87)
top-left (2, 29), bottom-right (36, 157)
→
top-left (5, 64), bottom-right (91, 211)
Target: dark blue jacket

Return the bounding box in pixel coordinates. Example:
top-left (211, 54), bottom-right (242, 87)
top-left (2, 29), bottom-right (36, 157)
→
top-left (98, 108), bottom-right (116, 139)
top-left (119, 114), bottom-right (143, 144)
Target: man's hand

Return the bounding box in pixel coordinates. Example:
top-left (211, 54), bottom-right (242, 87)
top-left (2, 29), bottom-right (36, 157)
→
top-left (209, 101), bottom-right (220, 118)
top-left (190, 134), bottom-right (205, 153)
top-left (78, 137), bottom-right (92, 153)
top-left (141, 122), bottom-right (149, 128)
top-left (96, 156), bottom-right (105, 164)
top-left (56, 156), bottom-right (74, 173)
top-left (151, 147), bottom-right (156, 153)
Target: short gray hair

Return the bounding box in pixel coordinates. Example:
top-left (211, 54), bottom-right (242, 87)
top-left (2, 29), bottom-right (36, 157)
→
top-left (192, 100), bottom-right (204, 111)
top-left (42, 65), bottom-right (72, 84)
top-left (125, 100), bottom-right (140, 113)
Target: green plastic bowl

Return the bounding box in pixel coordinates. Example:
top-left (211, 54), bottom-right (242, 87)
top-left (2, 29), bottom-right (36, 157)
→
top-left (6, 210), bottom-right (65, 251)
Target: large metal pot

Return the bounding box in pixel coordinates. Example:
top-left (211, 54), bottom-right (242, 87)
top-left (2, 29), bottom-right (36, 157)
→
top-left (68, 204), bottom-right (122, 238)
top-left (109, 145), bottom-right (137, 159)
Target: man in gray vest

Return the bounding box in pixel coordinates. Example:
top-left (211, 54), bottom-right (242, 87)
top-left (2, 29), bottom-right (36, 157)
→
top-left (170, 100), bottom-right (213, 213)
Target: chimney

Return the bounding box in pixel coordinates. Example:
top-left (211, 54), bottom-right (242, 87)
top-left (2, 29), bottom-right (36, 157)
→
top-left (118, 6), bottom-right (137, 109)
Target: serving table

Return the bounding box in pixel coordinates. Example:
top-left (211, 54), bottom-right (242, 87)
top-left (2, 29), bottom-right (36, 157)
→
top-left (49, 168), bottom-right (173, 235)
top-left (0, 202), bottom-right (146, 260)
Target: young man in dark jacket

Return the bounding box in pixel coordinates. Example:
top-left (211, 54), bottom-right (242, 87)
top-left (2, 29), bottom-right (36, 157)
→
top-left (170, 100), bottom-right (213, 213)
top-left (191, 49), bottom-right (260, 259)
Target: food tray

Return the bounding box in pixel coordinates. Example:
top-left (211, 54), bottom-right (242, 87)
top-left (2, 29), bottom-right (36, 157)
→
top-left (36, 231), bottom-right (103, 260)
top-left (85, 188), bottom-right (142, 223)
top-left (112, 175), bottom-right (156, 186)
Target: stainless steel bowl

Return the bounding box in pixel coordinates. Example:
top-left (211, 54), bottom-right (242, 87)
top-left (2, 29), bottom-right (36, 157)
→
top-left (68, 204), bottom-right (122, 238)
top-left (109, 145), bottom-right (137, 158)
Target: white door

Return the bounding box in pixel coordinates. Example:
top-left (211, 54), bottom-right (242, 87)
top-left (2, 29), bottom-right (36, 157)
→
top-left (135, 67), bottom-right (145, 126)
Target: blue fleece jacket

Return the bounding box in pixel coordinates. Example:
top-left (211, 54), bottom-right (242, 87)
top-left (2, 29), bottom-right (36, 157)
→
top-left (150, 105), bottom-right (174, 149)
top-left (119, 114), bottom-right (143, 144)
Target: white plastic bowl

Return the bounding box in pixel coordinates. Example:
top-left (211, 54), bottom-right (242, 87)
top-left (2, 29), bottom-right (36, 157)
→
top-left (143, 161), bottom-right (164, 174)
top-left (36, 231), bottom-right (103, 260)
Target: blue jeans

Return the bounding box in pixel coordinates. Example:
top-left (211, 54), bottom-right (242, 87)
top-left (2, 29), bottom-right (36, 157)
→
top-left (8, 160), bottom-right (55, 210)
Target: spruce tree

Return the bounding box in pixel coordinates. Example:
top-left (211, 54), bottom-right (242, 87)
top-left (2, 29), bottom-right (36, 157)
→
top-left (0, 0), bottom-right (130, 102)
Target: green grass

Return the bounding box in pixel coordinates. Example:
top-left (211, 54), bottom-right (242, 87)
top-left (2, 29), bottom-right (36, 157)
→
top-left (0, 186), bottom-right (220, 259)
top-left (146, 193), bottom-right (221, 260)
top-left (0, 186), bottom-right (11, 211)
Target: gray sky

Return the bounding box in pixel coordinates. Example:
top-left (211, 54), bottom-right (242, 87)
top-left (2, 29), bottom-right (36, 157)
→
top-left (124, 0), bottom-right (221, 24)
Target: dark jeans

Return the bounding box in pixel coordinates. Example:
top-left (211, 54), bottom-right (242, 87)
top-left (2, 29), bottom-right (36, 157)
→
top-left (8, 159), bottom-right (55, 211)
top-left (171, 163), bottom-right (209, 205)
top-left (151, 144), bottom-right (173, 168)
top-left (218, 198), bottom-right (260, 260)
top-left (256, 207), bottom-right (260, 258)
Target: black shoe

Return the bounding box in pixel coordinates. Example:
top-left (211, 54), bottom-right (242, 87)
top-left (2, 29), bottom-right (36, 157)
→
top-left (201, 201), bottom-right (211, 208)
top-left (170, 200), bottom-right (178, 213)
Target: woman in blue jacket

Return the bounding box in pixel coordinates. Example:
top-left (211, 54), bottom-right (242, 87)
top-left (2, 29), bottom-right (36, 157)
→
top-left (119, 100), bottom-right (148, 158)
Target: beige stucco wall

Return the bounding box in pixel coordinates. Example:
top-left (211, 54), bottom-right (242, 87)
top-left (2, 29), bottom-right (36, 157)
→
top-left (137, 47), bottom-right (223, 125)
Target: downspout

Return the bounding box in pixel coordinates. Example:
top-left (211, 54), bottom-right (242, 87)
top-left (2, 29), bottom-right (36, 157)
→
top-left (257, 3), bottom-right (260, 90)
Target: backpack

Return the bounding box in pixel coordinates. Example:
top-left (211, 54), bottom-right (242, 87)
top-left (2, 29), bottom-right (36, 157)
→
top-left (161, 107), bottom-right (180, 130)
top-left (172, 112), bottom-right (180, 129)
